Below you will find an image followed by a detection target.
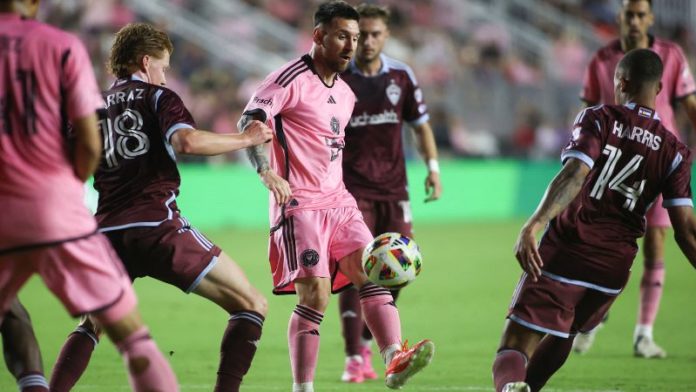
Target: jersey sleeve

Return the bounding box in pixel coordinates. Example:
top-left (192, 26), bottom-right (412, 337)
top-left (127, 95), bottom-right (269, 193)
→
top-left (560, 107), bottom-right (603, 169)
top-left (153, 89), bottom-right (196, 142)
top-left (402, 67), bottom-right (429, 126)
top-left (662, 144), bottom-right (693, 208)
top-left (63, 35), bottom-right (103, 120)
top-left (580, 55), bottom-right (601, 104)
top-left (242, 76), bottom-right (298, 123)
top-left (672, 45), bottom-right (696, 100)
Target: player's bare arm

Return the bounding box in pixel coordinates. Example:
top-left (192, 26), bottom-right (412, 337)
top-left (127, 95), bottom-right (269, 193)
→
top-left (71, 113), bottom-right (102, 182)
top-left (238, 113), bottom-right (292, 205)
top-left (667, 206), bottom-right (696, 269)
top-left (412, 122), bottom-right (442, 203)
top-left (170, 122), bottom-right (272, 156)
top-left (514, 158), bottom-right (590, 281)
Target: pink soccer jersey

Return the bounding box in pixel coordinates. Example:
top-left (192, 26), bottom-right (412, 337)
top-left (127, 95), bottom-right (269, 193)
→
top-left (581, 37), bottom-right (696, 135)
top-left (243, 55), bottom-right (358, 226)
top-left (0, 14), bottom-right (103, 251)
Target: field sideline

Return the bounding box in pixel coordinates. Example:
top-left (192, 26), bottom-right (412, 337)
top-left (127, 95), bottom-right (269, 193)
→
top-left (4, 221), bottom-right (696, 391)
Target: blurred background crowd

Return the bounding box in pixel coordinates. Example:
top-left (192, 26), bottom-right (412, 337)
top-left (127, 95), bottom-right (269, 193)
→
top-left (40, 0), bottom-right (696, 162)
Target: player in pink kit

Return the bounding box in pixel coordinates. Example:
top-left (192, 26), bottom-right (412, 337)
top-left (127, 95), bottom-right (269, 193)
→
top-left (575, 0), bottom-right (696, 357)
top-left (492, 49), bottom-right (696, 392)
top-left (0, 1), bottom-right (178, 391)
top-left (337, 3), bottom-right (442, 383)
top-left (48, 23), bottom-right (272, 392)
top-left (238, 2), bottom-right (433, 391)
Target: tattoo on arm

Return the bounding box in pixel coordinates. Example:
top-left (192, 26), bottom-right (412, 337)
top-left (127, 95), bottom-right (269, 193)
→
top-left (238, 113), bottom-right (270, 173)
top-left (532, 160), bottom-right (588, 224)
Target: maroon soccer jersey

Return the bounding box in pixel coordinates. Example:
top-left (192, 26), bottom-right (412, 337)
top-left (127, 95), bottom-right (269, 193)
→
top-left (93, 76), bottom-right (196, 230)
top-left (539, 103), bottom-right (692, 290)
top-left (341, 55), bottom-right (429, 201)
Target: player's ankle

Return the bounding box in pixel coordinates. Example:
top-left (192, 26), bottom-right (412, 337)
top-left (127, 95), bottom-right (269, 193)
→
top-left (634, 324), bottom-right (654, 341)
top-left (381, 343), bottom-right (401, 364)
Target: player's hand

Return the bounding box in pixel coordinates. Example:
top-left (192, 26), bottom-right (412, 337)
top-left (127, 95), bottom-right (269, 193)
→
top-left (424, 171), bottom-right (442, 203)
top-left (243, 120), bottom-right (274, 146)
top-left (260, 169), bottom-right (292, 206)
top-left (513, 223), bottom-right (544, 282)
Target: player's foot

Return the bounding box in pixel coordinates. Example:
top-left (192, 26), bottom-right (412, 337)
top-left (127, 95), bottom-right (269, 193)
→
top-left (361, 344), bottom-right (378, 380)
top-left (572, 322), bottom-right (604, 354)
top-left (385, 339), bottom-right (434, 389)
top-left (502, 381), bottom-right (531, 392)
top-left (341, 355), bottom-right (364, 383)
top-left (634, 335), bottom-right (667, 359)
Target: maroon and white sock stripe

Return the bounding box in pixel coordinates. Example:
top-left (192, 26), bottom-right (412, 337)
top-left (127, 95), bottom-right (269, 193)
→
top-left (229, 311), bottom-right (265, 328)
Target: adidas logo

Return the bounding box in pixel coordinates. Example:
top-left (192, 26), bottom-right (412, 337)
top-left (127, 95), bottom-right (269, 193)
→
top-left (327, 95), bottom-right (337, 104)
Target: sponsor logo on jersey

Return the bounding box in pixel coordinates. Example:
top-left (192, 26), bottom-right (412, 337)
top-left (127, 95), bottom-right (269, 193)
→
top-left (301, 249), bottom-right (320, 267)
top-left (325, 137), bottom-right (345, 161)
top-left (253, 96), bottom-right (273, 106)
top-left (330, 116), bottom-right (340, 134)
top-left (386, 79), bottom-right (401, 106)
top-left (327, 95), bottom-right (337, 104)
top-left (349, 109), bottom-right (399, 127)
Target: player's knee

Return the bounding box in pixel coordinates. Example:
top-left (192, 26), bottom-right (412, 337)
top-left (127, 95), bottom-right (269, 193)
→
top-left (247, 290), bottom-right (268, 317)
top-left (79, 314), bottom-right (103, 337)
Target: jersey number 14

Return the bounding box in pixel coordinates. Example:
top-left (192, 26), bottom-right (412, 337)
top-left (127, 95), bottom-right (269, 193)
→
top-left (590, 144), bottom-right (646, 211)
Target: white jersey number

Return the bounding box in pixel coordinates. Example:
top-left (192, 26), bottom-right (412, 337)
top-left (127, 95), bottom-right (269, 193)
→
top-left (99, 109), bottom-right (150, 168)
top-left (589, 144), bottom-right (646, 211)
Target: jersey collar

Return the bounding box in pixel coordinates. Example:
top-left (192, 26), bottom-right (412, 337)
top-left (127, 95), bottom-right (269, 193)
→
top-left (348, 54), bottom-right (389, 76)
top-left (624, 102), bottom-right (661, 120)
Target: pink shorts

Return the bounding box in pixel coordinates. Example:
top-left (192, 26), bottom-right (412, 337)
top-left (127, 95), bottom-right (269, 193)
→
top-left (646, 195), bottom-right (671, 228)
top-left (0, 233), bottom-right (136, 324)
top-left (269, 207), bottom-right (373, 294)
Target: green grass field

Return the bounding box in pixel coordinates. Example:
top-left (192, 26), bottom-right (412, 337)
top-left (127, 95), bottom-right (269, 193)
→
top-left (4, 221), bottom-right (696, 391)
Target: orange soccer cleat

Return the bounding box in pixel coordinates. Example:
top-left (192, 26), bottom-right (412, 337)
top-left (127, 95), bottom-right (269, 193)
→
top-left (385, 340), bottom-right (434, 389)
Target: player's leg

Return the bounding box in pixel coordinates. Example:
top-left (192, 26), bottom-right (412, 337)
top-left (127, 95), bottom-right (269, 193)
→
top-left (358, 200), bottom-right (413, 380)
top-left (338, 248), bottom-right (433, 390)
top-left (493, 320), bottom-right (544, 392)
top-left (49, 315), bottom-right (102, 392)
top-left (38, 235), bottom-right (178, 391)
top-left (291, 277), bottom-right (331, 392)
top-left (636, 204), bottom-right (668, 358)
top-left (524, 335), bottom-right (572, 392)
top-left (338, 198), bottom-right (376, 383)
top-left (191, 251), bottom-right (267, 392)
top-left (1, 298), bottom-right (48, 392)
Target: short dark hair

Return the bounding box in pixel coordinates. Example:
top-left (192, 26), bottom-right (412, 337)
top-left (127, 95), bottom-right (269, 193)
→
top-left (618, 48), bottom-right (663, 84)
top-left (314, 1), bottom-right (359, 27)
top-left (356, 3), bottom-right (390, 25)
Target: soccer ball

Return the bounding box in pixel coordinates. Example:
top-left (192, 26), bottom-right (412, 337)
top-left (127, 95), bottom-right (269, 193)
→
top-left (362, 232), bottom-right (422, 289)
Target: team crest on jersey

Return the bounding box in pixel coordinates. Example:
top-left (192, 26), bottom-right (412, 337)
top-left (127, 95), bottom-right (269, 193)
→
top-left (330, 116), bottom-right (340, 134)
top-left (386, 80), bottom-right (401, 106)
top-left (301, 249), bottom-right (320, 267)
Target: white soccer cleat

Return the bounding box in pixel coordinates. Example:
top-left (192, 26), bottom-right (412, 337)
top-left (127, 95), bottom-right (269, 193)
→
top-left (572, 324), bottom-right (602, 354)
top-left (634, 336), bottom-right (667, 359)
top-left (502, 381), bottom-right (531, 392)
top-left (385, 340), bottom-right (434, 389)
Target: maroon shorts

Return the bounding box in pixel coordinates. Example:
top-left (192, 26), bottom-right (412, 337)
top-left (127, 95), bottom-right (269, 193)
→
top-left (356, 198), bottom-right (413, 238)
top-left (104, 216), bottom-right (221, 293)
top-left (507, 272), bottom-right (620, 337)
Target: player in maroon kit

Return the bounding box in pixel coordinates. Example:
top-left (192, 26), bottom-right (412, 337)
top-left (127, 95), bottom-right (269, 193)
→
top-left (337, 3), bottom-right (442, 383)
top-left (492, 49), bottom-right (696, 392)
top-left (49, 23), bottom-right (272, 392)
top-left (574, 0), bottom-right (696, 357)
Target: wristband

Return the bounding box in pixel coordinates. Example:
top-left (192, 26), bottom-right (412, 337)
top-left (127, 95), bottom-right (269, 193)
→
top-left (427, 159), bottom-right (440, 173)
